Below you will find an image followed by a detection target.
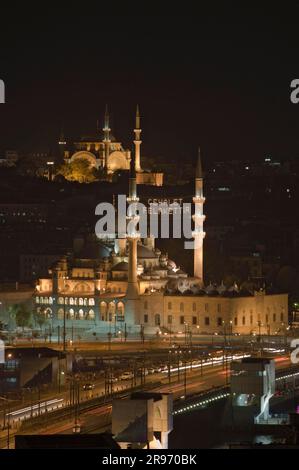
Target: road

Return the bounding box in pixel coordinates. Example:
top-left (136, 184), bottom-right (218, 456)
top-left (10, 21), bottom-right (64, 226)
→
top-left (6, 355), bottom-right (293, 440)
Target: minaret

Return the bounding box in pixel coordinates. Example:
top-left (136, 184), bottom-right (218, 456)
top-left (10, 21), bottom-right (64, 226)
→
top-left (103, 105), bottom-right (111, 169)
top-left (133, 105), bottom-right (142, 172)
top-left (192, 147), bottom-right (206, 285)
top-left (58, 125), bottom-right (67, 163)
top-left (125, 149), bottom-right (140, 325)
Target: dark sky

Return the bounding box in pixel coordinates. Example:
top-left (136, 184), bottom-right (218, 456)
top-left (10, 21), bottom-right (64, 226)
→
top-left (1, 8), bottom-right (299, 166)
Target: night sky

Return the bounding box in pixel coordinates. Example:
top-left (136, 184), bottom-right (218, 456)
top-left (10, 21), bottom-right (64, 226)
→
top-left (1, 9), bottom-right (299, 166)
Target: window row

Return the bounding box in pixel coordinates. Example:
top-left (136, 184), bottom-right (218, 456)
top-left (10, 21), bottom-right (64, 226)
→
top-left (36, 296), bottom-right (96, 306)
top-left (57, 308), bottom-right (95, 320)
top-left (142, 313), bottom-right (285, 327)
top-left (144, 302), bottom-right (223, 313)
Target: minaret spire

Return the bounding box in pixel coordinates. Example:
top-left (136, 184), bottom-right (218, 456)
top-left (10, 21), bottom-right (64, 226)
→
top-left (103, 104), bottom-right (111, 169)
top-left (196, 146), bottom-right (203, 179)
top-left (58, 124), bottom-right (67, 164)
top-left (133, 104), bottom-right (142, 172)
top-left (192, 146), bottom-right (206, 285)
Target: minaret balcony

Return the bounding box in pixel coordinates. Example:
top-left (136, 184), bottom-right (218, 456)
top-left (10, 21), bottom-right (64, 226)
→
top-left (127, 196), bottom-right (139, 203)
top-left (192, 214), bottom-right (206, 222)
top-left (127, 232), bottom-right (141, 239)
top-left (126, 215), bottom-right (140, 222)
top-left (193, 196), bottom-right (205, 204)
top-left (192, 230), bottom-right (206, 239)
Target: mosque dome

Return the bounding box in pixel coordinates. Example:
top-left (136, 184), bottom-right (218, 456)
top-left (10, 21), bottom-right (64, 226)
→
top-left (78, 241), bottom-right (111, 260)
top-left (167, 260), bottom-right (176, 270)
top-left (217, 282), bottom-right (227, 295)
top-left (111, 261), bottom-right (128, 272)
top-left (137, 244), bottom-right (158, 259)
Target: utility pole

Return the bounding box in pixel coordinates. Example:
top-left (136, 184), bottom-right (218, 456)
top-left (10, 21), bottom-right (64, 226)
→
top-left (183, 353), bottom-right (187, 398)
top-left (63, 296), bottom-right (66, 352)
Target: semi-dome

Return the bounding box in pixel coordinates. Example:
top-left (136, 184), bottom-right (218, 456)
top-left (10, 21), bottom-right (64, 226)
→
top-left (137, 244), bottom-right (158, 259)
top-left (78, 242), bottom-right (111, 259)
top-left (167, 260), bottom-right (176, 270)
top-left (111, 261), bottom-right (128, 272)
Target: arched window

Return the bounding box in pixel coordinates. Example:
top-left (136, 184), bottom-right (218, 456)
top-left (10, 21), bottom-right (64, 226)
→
top-left (45, 308), bottom-right (52, 318)
top-left (49, 297), bottom-right (53, 305)
top-left (69, 297), bottom-right (74, 305)
top-left (100, 301), bottom-right (107, 321)
top-left (88, 309), bottom-right (95, 319)
top-left (117, 302), bottom-right (125, 318)
top-left (83, 298), bottom-right (88, 306)
top-left (79, 309), bottom-right (84, 319)
top-left (58, 297), bottom-right (64, 305)
top-left (155, 314), bottom-right (161, 326)
top-left (242, 316), bottom-right (246, 326)
top-left (108, 302), bottom-right (116, 315)
top-left (88, 298), bottom-right (95, 306)
top-left (79, 298), bottom-right (83, 306)
top-left (69, 308), bottom-right (75, 319)
top-left (57, 308), bottom-right (64, 320)
top-left (36, 297), bottom-right (40, 304)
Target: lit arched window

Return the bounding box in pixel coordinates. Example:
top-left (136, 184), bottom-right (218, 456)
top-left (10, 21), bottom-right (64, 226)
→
top-left (58, 297), bottom-right (64, 305)
top-left (117, 302), bottom-right (125, 317)
top-left (69, 308), bottom-right (75, 319)
top-left (88, 309), bottom-right (95, 319)
top-left (108, 302), bottom-right (116, 315)
top-left (88, 298), bottom-right (95, 306)
top-left (69, 297), bottom-right (74, 305)
top-left (79, 298), bottom-right (83, 306)
top-left (79, 309), bottom-right (84, 319)
top-left (100, 301), bottom-right (107, 321)
top-left (36, 297), bottom-right (40, 304)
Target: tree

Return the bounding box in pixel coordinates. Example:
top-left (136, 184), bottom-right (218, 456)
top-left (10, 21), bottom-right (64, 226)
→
top-left (33, 308), bottom-right (48, 330)
top-left (57, 158), bottom-right (98, 183)
top-left (13, 304), bottom-right (32, 331)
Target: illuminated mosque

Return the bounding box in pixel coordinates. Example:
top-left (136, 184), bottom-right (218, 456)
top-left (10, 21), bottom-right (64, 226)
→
top-left (60, 106), bottom-right (163, 186)
top-left (36, 127), bottom-right (288, 339)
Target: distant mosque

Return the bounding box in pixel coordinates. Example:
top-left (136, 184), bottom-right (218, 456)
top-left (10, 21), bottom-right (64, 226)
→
top-left (59, 106), bottom-right (163, 186)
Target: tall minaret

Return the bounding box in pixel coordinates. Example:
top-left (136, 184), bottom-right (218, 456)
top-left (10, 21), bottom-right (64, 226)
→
top-left (125, 149), bottom-right (140, 325)
top-left (193, 147), bottom-right (206, 285)
top-left (58, 125), bottom-right (67, 163)
top-left (133, 105), bottom-right (142, 172)
top-left (103, 105), bottom-right (111, 169)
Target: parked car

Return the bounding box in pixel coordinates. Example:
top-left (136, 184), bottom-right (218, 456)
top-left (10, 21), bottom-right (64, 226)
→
top-left (120, 371), bottom-right (134, 380)
top-left (82, 383), bottom-right (95, 391)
